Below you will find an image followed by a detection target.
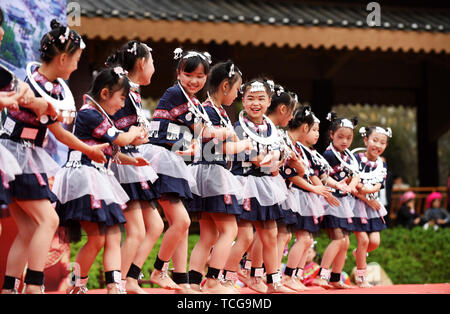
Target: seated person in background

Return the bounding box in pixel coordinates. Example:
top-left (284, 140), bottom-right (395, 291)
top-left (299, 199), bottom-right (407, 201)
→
top-left (392, 175), bottom-right (410, 189)
top-left (423, 192), bottom-right (450, 229)
top-left (395, 191), bottom-right (421, 229)
top-left (302, 242), bottom-right (320, 287)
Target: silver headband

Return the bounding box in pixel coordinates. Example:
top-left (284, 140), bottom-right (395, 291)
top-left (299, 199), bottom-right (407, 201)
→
top-left (173, 48), bottom-right (212, 64)
top-left (249, 81), bottom-right (266, 93)
top-left (340, 118), bottom-right (354, 129)
top-left (360, 126), bottom-right (392, 138)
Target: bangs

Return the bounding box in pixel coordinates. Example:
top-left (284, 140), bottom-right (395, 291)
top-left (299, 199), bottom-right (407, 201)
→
top-left (112, 76), bottom-right (131, 97)
top-left (178, 56), bottom-right (210, 74)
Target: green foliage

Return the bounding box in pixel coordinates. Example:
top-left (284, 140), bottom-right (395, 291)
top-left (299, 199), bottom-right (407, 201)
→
top-left (70, 227), bottom-right (449, 289)
top-left (69, 232), bottom-right (200, 290)
top-left (0, 22), bottom-right (27, 68)
top-left (289, 226), bottom-right (450, 284)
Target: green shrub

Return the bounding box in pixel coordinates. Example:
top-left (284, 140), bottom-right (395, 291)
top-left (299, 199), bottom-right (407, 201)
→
top-left (298, 226), bottom-right (450, 284)
top-left (70, 227), bottom-right (449, 289)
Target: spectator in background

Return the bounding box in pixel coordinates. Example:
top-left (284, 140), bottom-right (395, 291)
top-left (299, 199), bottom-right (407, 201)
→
top-left (447, 170), bottom-right (450, 211)
top-left (392, 175), bottom-right (410, 189)
top-left (423, 192), bottom-right (450, 230)
top-left (395, 191), bottom-right (421, 229)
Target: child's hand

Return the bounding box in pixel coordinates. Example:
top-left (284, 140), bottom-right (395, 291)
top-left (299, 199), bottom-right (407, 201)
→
top-left (224, 128), bottom-right (237, 141)
top-left (128, 125), bottom-right (144, 139)
top-left (349, 185), bottom-right (359, 195)
top-left (335, 180), bottom-right (350, 193)
top-left (366, 199), bottom-right (381, 211)
top-left (312, 185), bottom-right (333, 198)
top-left (260, 150), bottom-right (281, 169)
top-left (175, 139), bottom-right (199, 156)
top-left (15, 81), bottom-right (34, 106)
top-left (133, 156), bottom-right (150, 167)
top-left (325, 194), bottom-right (341, 207)
top-left (131, 130), bottom-right (150, 146)
top-left (87, 143), bottom-right (109, 164)
top-left (30, 98), bottom-right (59, 120)
top-left (287, 154), bottom-right (304, 174)
top-left (43, 102), bottom-right (59, 120)
top-left (0, 91), bottom-right (19, 111)
top-left (244, 138), bottom-right (254, 151)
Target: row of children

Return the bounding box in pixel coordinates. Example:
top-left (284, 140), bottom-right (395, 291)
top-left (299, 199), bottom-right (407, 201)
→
top-left (0, 16), bottom-right (391, 294)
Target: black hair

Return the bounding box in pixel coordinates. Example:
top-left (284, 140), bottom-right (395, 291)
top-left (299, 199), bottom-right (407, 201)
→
top-left (0, 8), bottom-right (4, 26)
top-left (105, 40), bottom-right (151, 72)
top-left (206, 60), bottom-right (242, 94)
top-left (288, 105), bottom-right (317, 131)
top-left (39, 19), bottom-right (84, 63)
top-left (327, 111), bottom-right (358, 133)
top-left (87, 68), bottom-right (130, 101)
top-left (176, 49), bottom-right (211, 75)
top-left (240, 78), bottom-right (272, 98)
top-left (267, 84), bottom-right (296, 115)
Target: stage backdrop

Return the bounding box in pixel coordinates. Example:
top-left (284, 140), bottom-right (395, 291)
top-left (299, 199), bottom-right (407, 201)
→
top-left (0, 0), bottom-right (66, 79)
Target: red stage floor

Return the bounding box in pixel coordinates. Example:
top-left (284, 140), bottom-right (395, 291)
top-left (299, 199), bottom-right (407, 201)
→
top-left (48, 283), bottom-right (449, 294)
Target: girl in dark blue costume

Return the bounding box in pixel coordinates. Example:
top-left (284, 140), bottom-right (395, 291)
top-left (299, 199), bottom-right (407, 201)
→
top-left (0, 9), bottom-right (59, 219)
top-left (0, 86), bottom-right (22, 220)
top-left (55, 68), bottom-right (149, 294)
top-left (186, 61), bottom-right (253, 293)
top-left (244, 83), bottom-right (300, 292)
top-left (280, 105), bottom-right (341, 291)
top-left (141, 48), bottom-right (210, 292)
top-left (222, 79), bottom-right (292, 294)
top-left (0, 20), bottom-right (107, 294)
top-left (351, 126), bottom-right (390, 287)
top-left (314, 112), bottom-right (360, 289)
top-left (105, 41), bottom-right (163, 294)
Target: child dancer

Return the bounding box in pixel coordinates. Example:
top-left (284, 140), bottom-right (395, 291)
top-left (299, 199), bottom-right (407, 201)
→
top-left (245, 83), bottom-right (299, 290)
top-left (0, 93), bottom-right (22, 229)
top-left (142, 48), bottom-right (210, 292)
top-left (314, 112), bottom-right (359, 289)
top-left (0, 9), bottom-right (59, 237)
top-left (187, 60), bottom-right (253, 293)
top-left (222, 79), bottom-right (291, 294)
top-left (55, 68), bottom-right (149, 294)
top-left (0, 20), bottom-right (107, 294)
top-left (266, 84), bottom-right (298, 267)
top-left (105, 41), bottom-right (163, 294)
top-left (352, 126), bottom-right (391, 287)
top-left (280, 106), bottom-right (340, 291)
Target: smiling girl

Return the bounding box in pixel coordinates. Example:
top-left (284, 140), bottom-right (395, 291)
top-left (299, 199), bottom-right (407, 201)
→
top-left (314, 112), bottom-right (359, 289)
top-left (246, 83), bottom-right (300, 292)
top-left (55, 67), bottom-right (149, 294)
top-left (145, 48), bottom-right (211, 292)
top-left (222, 79), bottom-right (291, 294)
top-left (105, 41), bottom-right (162, 294)
top-left (0, 19), bottom-right (108, 294)
top-left (280, 106), bottom-right (341, 291)
top-left (351, 126), bottom-right (391, 287)
top-left (186, 61), bottom-right (253, 293)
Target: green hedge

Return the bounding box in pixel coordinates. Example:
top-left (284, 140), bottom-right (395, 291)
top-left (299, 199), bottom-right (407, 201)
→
top-left (69, 227), bottom-right (449, 289)
top-left (313, 227), bottom-right (450, 284)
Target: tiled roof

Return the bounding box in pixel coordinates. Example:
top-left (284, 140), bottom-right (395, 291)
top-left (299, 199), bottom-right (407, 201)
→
top-left (74, 0), bottom-right (450, 33)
